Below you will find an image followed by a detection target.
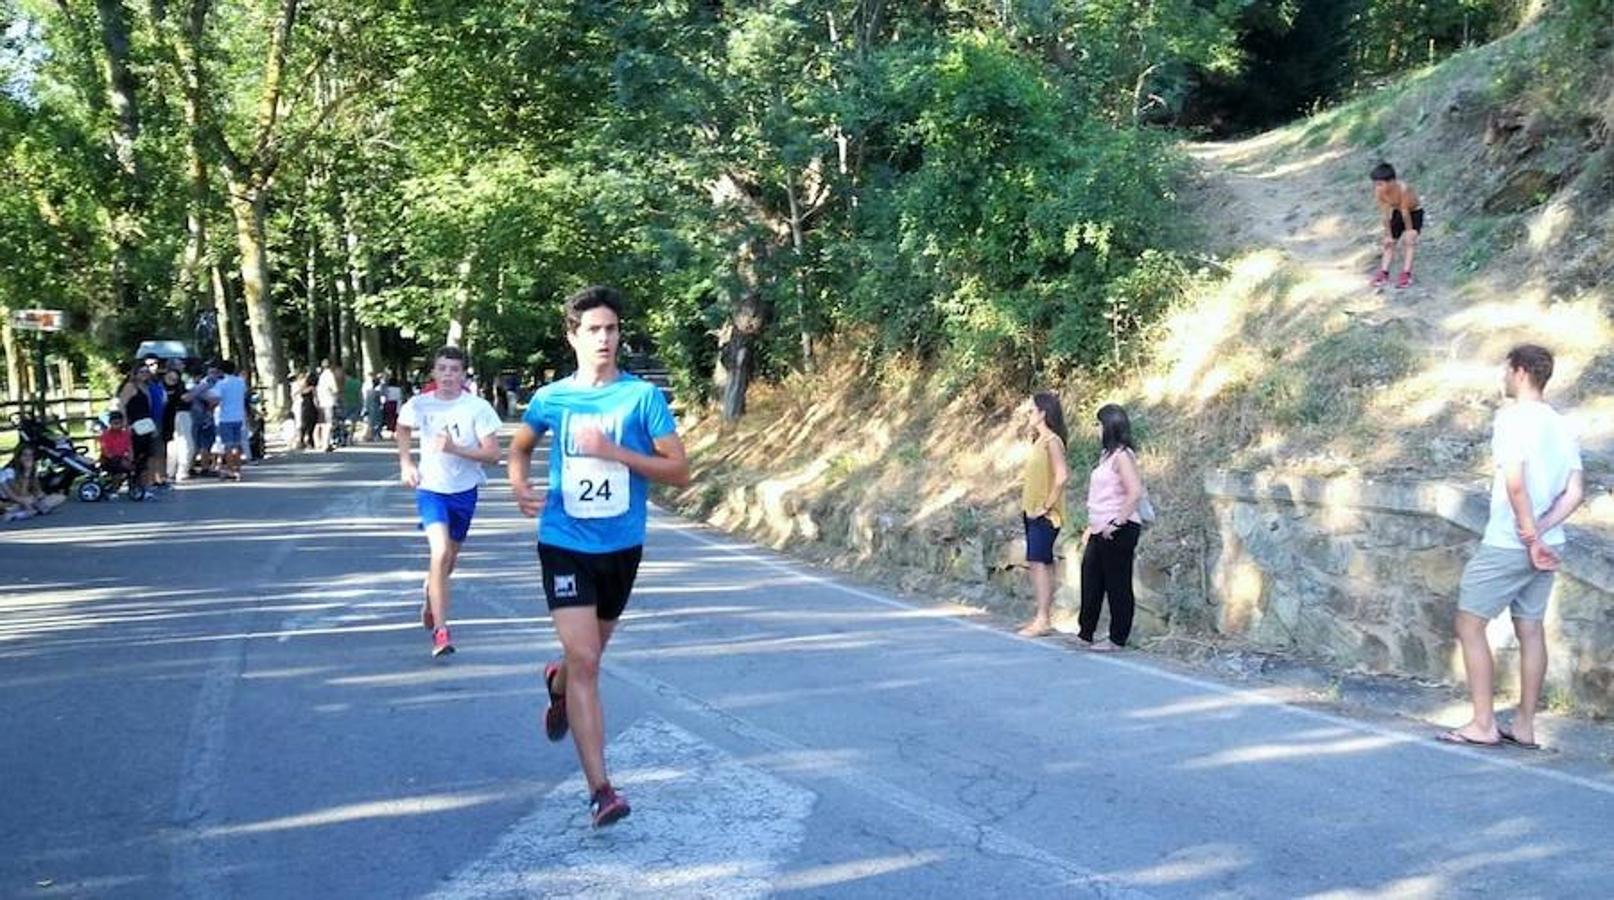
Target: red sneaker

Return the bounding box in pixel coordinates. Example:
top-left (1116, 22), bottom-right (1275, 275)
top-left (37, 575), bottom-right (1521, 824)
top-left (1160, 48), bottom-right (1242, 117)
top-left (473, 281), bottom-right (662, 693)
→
top-left (589, 783), bottom-right (630, 828)
top-left (1396, 271), bottom-right (1413, 289)
top-left (1370, 270), bottom-right (1390, 288)
top-left (543, 662), bottom-right (569, 742)
top-left (431, 627), bottom-right (455, 658)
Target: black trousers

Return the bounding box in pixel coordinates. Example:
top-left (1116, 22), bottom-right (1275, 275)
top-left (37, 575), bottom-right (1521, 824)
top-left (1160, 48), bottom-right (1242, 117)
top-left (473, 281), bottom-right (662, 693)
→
top-left (1078, 522), bottom-right (1141, 646)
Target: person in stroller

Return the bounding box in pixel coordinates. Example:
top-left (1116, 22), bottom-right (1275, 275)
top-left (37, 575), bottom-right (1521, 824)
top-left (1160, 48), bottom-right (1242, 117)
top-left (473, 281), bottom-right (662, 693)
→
top-left (96, 411), bottom-right (142, 498)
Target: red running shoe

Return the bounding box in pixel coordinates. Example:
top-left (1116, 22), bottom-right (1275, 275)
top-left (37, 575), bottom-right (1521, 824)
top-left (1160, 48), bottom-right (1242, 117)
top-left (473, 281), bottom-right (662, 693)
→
top-left (431, 627), bottom-right (455, 658)
top-left (1396, 270), bottom-right (1413, 289)
top-left (543, 662), bottom-right (568, 742)
top-left (590, 783), bottom-right (630, 828)
top-left (1370, 270), bottom-right (1390, 288)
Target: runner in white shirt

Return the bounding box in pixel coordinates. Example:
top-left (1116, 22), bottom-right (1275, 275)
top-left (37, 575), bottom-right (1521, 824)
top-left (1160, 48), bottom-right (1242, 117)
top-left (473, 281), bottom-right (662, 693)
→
top-left (397, 346), bottom-right (503, 658)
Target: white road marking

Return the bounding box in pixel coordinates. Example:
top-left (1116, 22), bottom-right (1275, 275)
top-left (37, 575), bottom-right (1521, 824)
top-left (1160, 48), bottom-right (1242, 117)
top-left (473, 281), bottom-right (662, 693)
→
top-left (657, 517), bottom-right (1614, 798)
top-left (600, 660), bottom-right (1150, 899)
top-left (432, 715), bottom-right (815, 899)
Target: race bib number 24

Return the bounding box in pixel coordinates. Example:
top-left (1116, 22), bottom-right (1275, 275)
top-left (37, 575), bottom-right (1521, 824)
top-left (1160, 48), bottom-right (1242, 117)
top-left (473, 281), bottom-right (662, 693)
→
top-left (562, 455), bottom-right (630, 519)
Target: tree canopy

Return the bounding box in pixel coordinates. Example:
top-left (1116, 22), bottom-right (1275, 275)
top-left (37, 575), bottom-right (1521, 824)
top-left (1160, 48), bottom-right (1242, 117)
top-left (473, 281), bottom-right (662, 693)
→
top-left (2, 0), bottom-right (1594, 415)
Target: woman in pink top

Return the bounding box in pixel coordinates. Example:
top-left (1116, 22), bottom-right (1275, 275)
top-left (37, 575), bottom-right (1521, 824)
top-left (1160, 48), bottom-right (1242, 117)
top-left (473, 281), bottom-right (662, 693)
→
top-left (1078, 404), bottom-right (1144, 650)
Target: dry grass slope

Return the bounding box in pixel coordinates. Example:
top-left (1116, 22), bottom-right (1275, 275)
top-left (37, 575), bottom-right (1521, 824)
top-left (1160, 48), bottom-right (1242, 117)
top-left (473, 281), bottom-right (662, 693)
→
top-left (668, 18), bottom-right (1614, 637)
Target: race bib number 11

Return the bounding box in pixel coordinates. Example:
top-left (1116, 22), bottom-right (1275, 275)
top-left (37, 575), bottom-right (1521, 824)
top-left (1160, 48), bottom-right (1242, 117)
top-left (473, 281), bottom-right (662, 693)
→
top-left (562, 455), bottom-right (630, 519)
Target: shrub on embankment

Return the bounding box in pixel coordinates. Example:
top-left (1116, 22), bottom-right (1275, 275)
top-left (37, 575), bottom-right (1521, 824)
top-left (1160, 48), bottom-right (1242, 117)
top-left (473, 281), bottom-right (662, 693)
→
top-left (666, 8), bottom-right (1614, 714)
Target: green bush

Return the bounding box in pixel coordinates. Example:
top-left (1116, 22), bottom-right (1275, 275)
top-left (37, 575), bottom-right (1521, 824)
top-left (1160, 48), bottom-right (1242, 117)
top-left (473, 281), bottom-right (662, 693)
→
top-left (834, 35), bottom-right (1189, 382)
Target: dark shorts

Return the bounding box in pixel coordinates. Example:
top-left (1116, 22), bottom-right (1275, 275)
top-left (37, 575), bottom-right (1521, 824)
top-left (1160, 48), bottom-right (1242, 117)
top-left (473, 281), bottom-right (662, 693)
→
top-left (538, 543), bottom-right (644, 622)
top-left (193, 419), bottom-right (216, 451)
top-left (1024, 514), bottom-right (1060, 565)
top-left (417, 487), bottom-right (478, 543)
top-left (217, 421), bottom-right (246, 450)
top-left (1389, 208), bottom-right (1425, 239)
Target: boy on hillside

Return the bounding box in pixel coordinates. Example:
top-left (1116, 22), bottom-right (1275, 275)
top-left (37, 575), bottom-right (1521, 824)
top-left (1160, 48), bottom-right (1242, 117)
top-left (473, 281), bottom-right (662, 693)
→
top-left (1442, 344), bottom-right (1583, 750)
top-left (1370, 162), bottom-right (1423, 289)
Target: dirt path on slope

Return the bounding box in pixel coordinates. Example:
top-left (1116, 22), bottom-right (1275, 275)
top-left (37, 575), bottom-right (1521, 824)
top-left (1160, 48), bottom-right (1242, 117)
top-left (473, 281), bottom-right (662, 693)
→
top-left (1184, 135), bottom-right (1465, 354)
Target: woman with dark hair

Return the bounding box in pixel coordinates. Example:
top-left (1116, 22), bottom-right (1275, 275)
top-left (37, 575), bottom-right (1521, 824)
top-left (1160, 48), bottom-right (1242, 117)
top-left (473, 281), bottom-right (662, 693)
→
top-left (1016, 391), bottom-right (1070, 637)
top-left (297, 368), bottom-right (319, 450)
top-left (156, 367), bottom-right (185, 487)
top-left (1077, 403), bottom-right (1145, 650)
top-left (116, 363), bottom-right (156, 493)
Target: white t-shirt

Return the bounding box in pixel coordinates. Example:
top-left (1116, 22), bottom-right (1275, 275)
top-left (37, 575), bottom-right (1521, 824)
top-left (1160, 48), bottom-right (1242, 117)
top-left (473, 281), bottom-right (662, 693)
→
top-left (1482, 400), bottom-right (1581, 549)
top-left (316, 369), bottom-right (340, 408)
top-left (397, 390), bottom-right (503, 494)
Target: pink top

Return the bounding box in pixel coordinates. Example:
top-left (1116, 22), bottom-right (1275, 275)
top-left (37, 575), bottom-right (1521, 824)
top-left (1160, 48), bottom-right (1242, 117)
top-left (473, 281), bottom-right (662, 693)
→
top-left (1086, 449), bottom-right (1141, 527)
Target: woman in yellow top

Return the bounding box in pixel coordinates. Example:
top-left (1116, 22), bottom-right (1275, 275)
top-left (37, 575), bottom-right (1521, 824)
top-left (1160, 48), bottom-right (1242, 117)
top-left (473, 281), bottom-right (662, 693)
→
top-left (1017, 392), bottom-right (1070, 637)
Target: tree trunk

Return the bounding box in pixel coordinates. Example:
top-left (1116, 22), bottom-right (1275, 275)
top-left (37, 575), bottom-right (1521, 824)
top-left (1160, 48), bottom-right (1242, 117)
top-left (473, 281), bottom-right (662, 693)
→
top-left (332, 273), bottom-right (349, 368)
top-left (340, 195), bottom-right (383, 376)
top-left (304, 234), bottom-right (319, 370)
top-left (783, 175), bottom-right (813, 373)
top-left (94, 0), bottom-right (143, 310)
top-left (446, 254), bottom-right (473, 348)
top-left (328, 273), bottom-right (344, 364)
top-left (172, 125), bottom-right (208, 318)
top-left (713, 239), bottom-right (769, 421)
top-left (2, 323), bottom-right (23, 402)
top-left (209, 263), bottom-right (235, 361)
top-left (227, 178), bottom-right (289, 416)
top-left (342, 303), bottom-right (360, 371)
top-left (164, 0), bottom-right (212, 323)
top-left (360, 327), bottom-right (383, 379)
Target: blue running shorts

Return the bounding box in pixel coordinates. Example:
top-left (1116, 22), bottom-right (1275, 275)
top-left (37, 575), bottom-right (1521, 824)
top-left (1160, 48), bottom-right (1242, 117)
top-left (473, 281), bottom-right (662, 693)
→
top-left (417, 487), bottom-right (479, 543)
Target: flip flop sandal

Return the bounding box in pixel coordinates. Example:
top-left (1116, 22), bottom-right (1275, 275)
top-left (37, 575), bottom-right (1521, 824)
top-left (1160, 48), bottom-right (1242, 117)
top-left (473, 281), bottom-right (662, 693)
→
top-left (1436, 729), bottom-right (1501, 747)
top-left (1498, 728), bottom-right (1543, 751)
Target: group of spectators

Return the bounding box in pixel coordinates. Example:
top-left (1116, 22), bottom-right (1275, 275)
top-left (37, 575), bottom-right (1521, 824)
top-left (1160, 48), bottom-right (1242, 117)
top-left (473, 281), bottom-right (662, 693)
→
top-left (290, 361), bottom-right (404, 450)
top-left (1, 355), bottom-right (251, 522)
top-left (3, 355), bottom-right (523, 524)
top-left (108, 357), bottom-right (253, 491)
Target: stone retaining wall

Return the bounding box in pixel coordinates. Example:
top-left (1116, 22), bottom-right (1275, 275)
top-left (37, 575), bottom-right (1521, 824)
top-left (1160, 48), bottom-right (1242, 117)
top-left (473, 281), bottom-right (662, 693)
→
top-left (1204, 471), bottom-right (1614, 715)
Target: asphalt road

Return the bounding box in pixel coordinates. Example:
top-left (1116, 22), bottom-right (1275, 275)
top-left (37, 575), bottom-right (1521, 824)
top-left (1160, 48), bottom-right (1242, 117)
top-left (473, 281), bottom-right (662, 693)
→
top-left (4, 441), bottom-right (1614, 898)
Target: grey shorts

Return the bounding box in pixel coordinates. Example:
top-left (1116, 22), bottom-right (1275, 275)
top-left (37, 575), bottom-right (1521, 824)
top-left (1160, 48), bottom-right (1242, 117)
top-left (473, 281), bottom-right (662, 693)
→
top-left (1457, 543), bottom-right (1560, 621)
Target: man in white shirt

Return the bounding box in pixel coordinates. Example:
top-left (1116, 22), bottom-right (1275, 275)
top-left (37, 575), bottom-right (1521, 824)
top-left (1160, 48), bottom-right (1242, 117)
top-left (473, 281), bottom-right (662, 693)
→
top-left (1443, 344), bottom-right (1584, 750)
top-left (397, 346), bottom-right (503, 658)
top-left (315, 360), bottom-right (340, 451)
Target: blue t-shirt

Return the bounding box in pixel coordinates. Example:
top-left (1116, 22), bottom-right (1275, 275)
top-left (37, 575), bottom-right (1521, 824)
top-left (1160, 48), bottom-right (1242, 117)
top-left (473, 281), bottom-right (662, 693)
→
top-left (212, 375), bottom-right (247, 424)
top-left (522, 373), bottom-right (677, 553)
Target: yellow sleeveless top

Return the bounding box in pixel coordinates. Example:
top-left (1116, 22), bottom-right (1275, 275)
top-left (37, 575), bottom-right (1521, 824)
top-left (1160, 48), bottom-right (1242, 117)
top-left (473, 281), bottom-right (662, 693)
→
top-left (1021, 435), bottom-right (1067, 528)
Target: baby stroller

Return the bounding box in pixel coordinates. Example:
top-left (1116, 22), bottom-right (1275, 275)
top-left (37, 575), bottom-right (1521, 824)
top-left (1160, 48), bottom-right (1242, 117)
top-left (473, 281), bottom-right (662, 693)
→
top-left (13, 413), bottom-right (144, 502)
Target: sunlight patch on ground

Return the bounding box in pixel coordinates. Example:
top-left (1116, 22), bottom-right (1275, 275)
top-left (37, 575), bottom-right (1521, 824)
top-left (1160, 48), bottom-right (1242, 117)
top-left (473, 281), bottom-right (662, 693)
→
top-left (770, 852), bottom-right (947, 892)
top-left (1116, 843), bottom-right (1252, 887)
top-left (1181, 734), bottom-right (1402, 769)
top-left (203, 788), bottom-right (514, 836)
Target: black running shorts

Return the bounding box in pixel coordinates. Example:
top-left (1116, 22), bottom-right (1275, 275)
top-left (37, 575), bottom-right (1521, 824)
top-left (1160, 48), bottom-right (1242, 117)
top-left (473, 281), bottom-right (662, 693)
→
top-left (538, 543), bottom-right (644, 622)
top-left (1389, 208), bottom-right (1424, 239)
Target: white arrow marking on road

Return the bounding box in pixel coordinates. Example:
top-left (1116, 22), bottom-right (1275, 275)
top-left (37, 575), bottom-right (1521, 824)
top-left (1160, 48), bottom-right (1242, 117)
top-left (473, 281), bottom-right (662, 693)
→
top-left (432, 715), bottom-right (816, 899)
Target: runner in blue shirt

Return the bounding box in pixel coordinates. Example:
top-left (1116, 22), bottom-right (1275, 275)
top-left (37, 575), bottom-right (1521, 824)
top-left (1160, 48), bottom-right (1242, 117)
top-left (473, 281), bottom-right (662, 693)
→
top-left (508, 285), bottom-right (689, 828)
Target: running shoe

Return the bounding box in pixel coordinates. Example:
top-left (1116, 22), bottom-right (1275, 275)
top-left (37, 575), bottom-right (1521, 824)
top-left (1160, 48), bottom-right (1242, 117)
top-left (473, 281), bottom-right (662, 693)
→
top-left (543, 662), bottom-right (568, 742)
top-left (589, 783), bottom-right (630, 828)
top-left (431, 627), bottom-right (455, 658)
top-left (1396, 270), bottom-right (1413, 289)
top-left (1370, 270), bottom-right (1390, 288)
